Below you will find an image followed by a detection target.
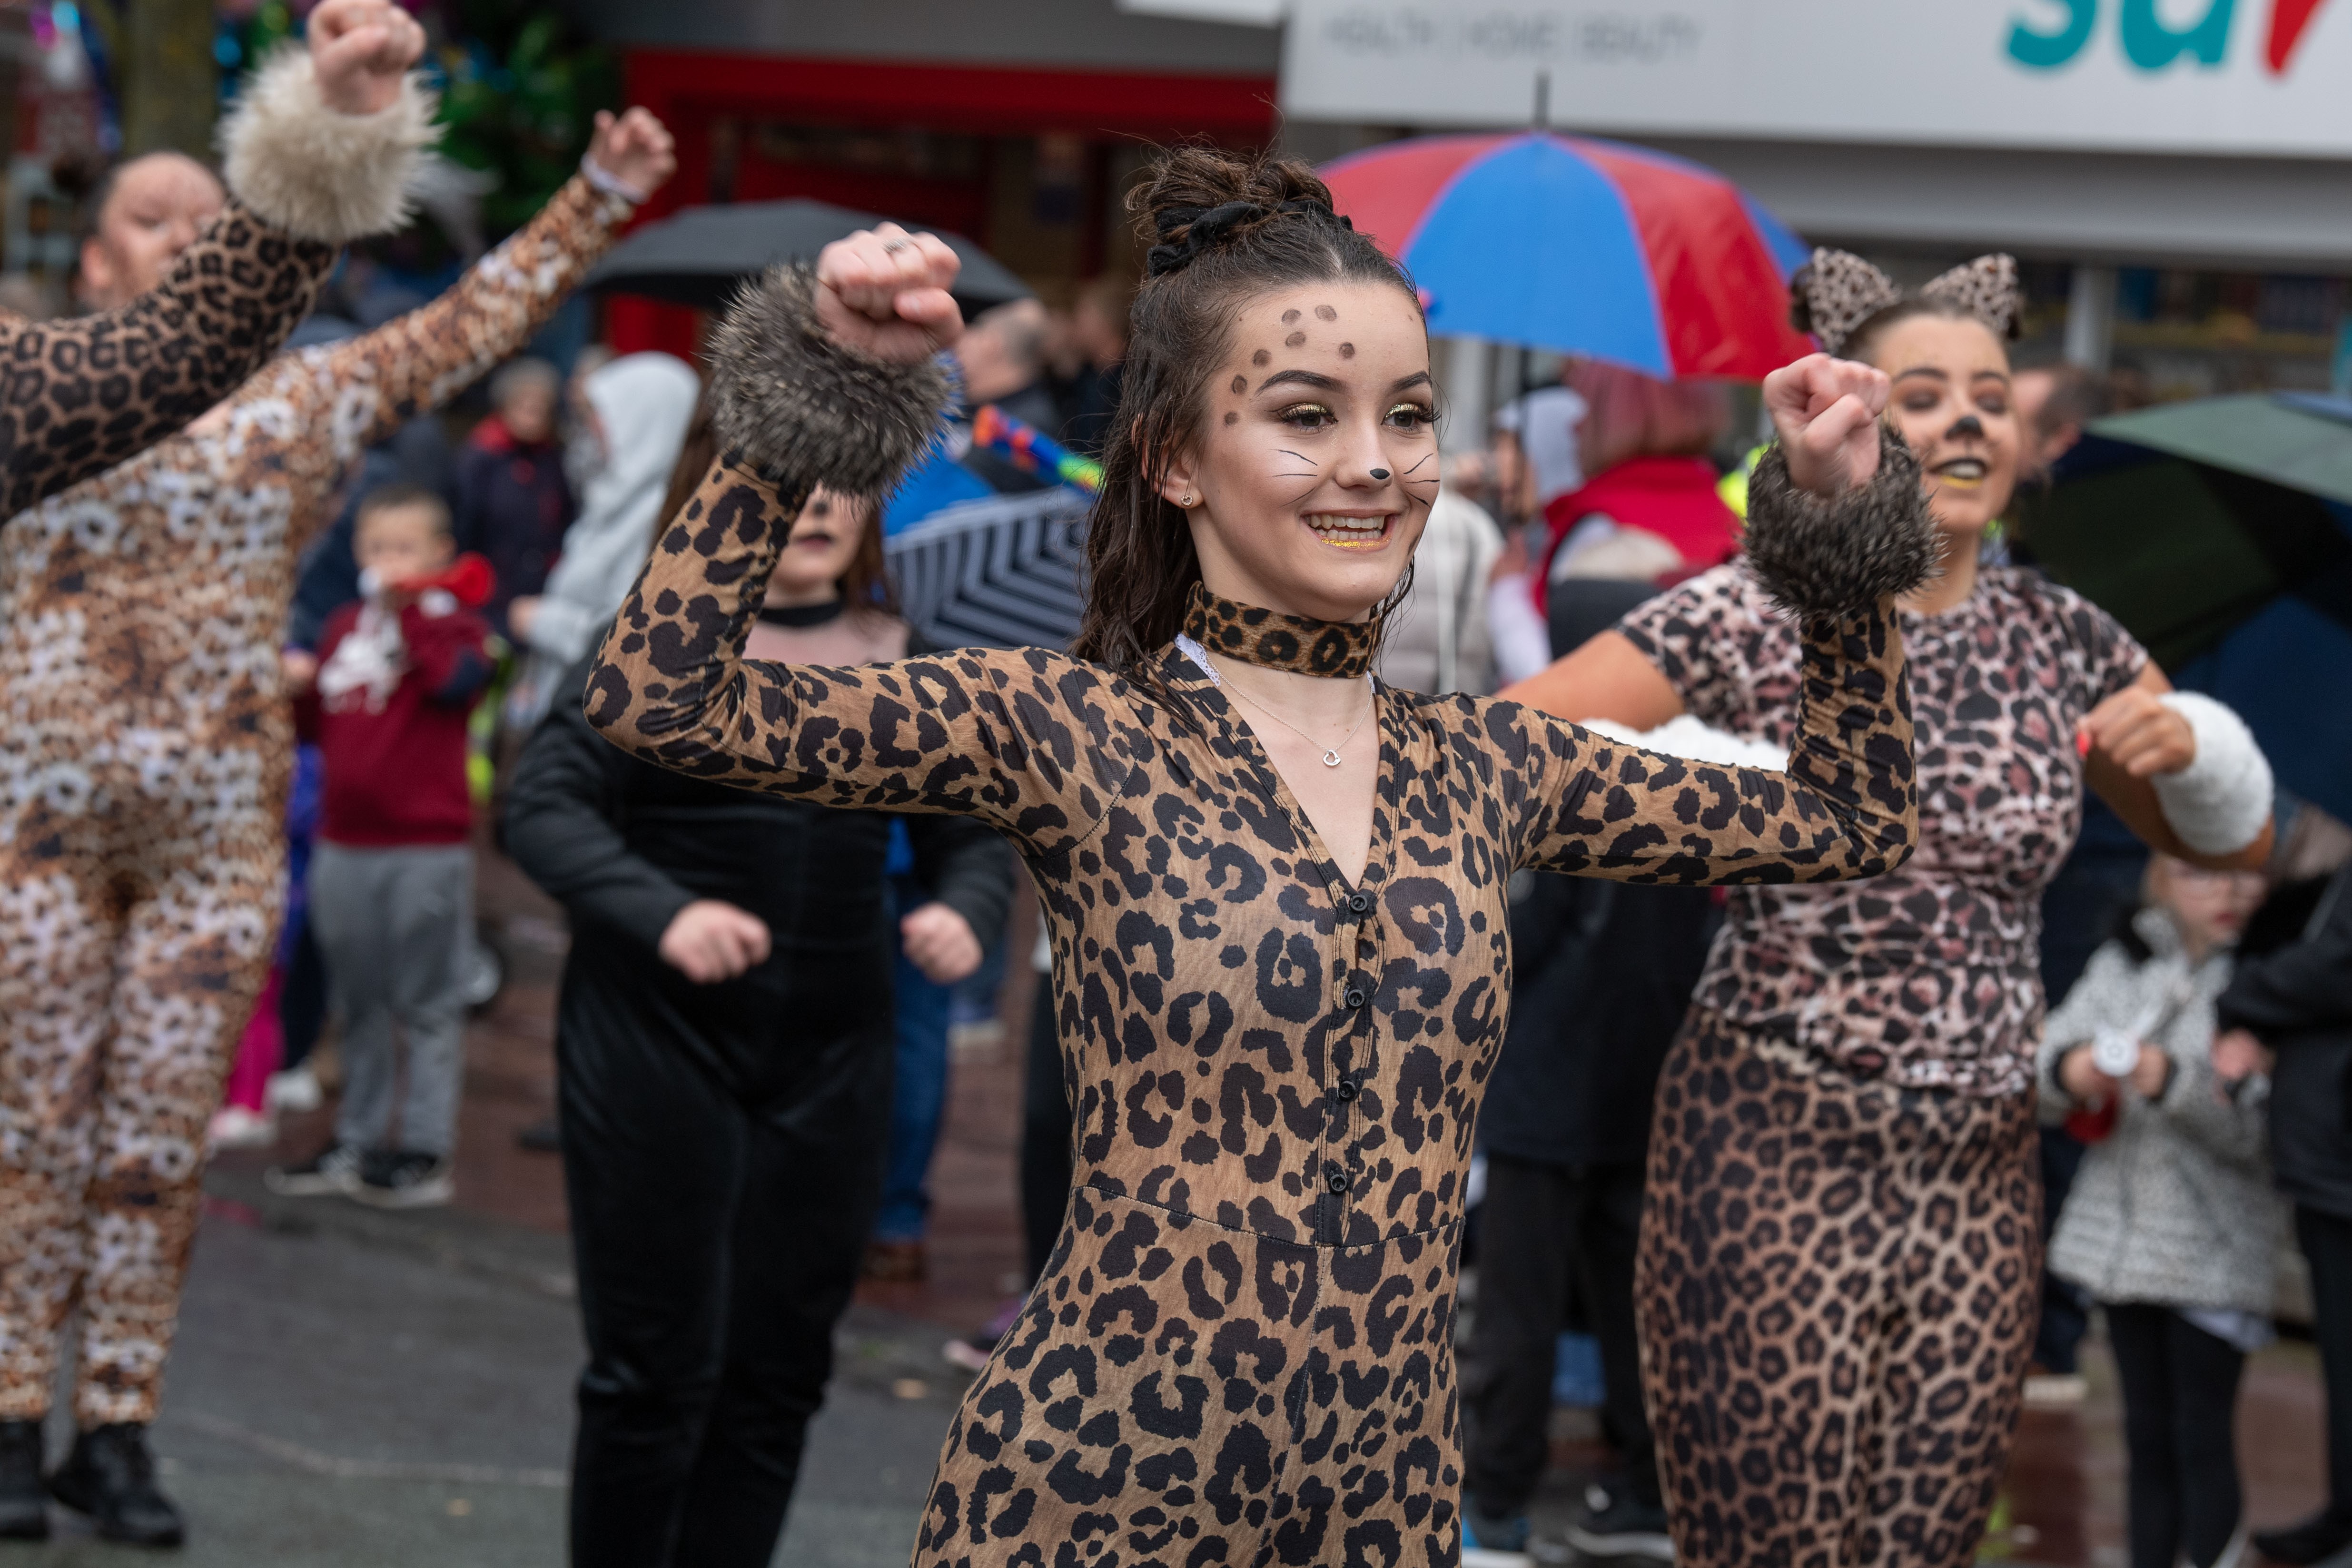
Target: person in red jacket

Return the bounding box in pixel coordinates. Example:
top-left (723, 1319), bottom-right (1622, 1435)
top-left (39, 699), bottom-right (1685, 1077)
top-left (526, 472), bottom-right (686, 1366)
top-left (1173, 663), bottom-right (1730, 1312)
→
top-left (1535, 359), bottom-right (1739, 602)
top-left (277, 484), bottom-right (496, 1207)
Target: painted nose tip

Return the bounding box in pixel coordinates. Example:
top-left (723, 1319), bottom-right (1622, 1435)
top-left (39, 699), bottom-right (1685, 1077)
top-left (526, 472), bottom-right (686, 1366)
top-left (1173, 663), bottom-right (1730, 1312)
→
top-left (1369, 468), bottom-right (1390, 480)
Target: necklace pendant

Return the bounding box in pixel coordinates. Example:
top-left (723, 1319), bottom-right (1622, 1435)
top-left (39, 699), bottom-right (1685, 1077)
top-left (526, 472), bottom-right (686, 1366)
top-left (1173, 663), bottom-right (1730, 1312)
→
top-left (1321, 748), bottom-right (1343, 768)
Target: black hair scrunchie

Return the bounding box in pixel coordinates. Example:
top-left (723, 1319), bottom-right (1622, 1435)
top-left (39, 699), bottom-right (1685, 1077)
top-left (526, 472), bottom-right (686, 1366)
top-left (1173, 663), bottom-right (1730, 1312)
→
top-left (1146, 199), bottom-right (1354, 278)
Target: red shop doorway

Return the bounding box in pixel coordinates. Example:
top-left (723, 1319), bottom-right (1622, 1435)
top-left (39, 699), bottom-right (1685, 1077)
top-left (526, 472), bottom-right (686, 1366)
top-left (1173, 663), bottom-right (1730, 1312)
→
top-left (609, 50), bottom-right (1277, 359)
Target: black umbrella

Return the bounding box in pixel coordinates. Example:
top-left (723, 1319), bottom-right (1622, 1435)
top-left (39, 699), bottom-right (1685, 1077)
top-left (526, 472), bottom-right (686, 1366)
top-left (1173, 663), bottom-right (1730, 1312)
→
top-left (584, 198), bottom-right (1032, 315)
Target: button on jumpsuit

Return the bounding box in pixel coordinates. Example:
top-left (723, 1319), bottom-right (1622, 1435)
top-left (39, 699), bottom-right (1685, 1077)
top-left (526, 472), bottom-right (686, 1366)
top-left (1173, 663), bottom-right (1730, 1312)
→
top-left (587, 446), bottom-right (1922, 1567)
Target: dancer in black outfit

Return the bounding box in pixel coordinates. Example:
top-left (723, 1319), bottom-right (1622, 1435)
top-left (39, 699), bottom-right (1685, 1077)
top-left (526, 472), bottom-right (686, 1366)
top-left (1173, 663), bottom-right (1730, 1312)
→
top-left (505, 476), bottom-right (1013, 1568)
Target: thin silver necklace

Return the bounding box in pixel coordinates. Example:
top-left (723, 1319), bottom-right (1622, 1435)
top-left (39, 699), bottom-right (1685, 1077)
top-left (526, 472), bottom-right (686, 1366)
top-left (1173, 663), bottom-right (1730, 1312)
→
top-left (1177, 633), bottom-right (1374, 768)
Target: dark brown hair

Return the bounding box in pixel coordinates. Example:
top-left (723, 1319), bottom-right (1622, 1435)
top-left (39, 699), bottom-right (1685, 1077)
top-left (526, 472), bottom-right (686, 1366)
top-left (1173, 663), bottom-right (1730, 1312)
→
top-left (647, 396), bottom-right (895, 613)
top-left (1067, 147), bottom-right (1421, 673)
top-left (356, 481), bottom-right (453, 539)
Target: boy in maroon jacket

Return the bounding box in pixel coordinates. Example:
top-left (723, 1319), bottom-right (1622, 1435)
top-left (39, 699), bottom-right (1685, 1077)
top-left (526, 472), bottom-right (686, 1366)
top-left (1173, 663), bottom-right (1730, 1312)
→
top-left (276, 484), bottom-right (495, 1207)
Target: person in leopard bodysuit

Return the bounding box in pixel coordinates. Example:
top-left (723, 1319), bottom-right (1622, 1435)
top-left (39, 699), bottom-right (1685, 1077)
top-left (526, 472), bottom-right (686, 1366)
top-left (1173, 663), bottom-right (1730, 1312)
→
top-left (1507, 252), bottom-right (2279, 1568)
top-left (0, 97), bottom-right (673, 1544)
top-left (586, 149), bottom-right (1934, 1567)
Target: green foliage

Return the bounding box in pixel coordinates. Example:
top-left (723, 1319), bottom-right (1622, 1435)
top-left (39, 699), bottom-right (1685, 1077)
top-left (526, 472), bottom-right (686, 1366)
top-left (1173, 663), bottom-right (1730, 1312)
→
top-left (432, 0), bottom-right (619, 237)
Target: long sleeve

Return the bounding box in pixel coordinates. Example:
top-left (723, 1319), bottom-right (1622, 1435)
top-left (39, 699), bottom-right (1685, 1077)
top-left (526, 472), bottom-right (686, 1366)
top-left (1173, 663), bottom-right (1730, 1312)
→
top-left (591, 455), bottom-right (1136, 858)
top-left (320, 174), bottom-right (636, 457)
top-left (2218, 869), bottom-right (2352, 1040)
top-left (906, 813), bottom-right (1018, 954)
top-left (504, 662), bottom-right (696, 951)
top-left (2037, 943), bottom-right (2129, 1118)
top-left (0, 53), bottom-right (436, 516)
top-left (242, 172), bottom-right (639, 560)
top-left (1495, 603), bottom-right (1917, 886)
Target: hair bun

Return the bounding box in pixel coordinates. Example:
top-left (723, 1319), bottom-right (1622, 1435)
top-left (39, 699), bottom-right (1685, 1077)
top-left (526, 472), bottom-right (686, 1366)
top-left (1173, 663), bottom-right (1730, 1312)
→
top-left (1135, 148), bottom-right (1341, 277)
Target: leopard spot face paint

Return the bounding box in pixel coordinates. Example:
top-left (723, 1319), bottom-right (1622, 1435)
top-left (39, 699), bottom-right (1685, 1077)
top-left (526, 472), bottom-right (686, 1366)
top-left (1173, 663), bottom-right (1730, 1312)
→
top-left (1314, 305), bottom-right (1337, 321)
top-left (1285, 331), bottom-right (1306, 348)
top-left (1281, 309), bottom-right (1301, 325)
top-left (1253, 349), bottom-right (1271, 367)
top-left (1224, 412), bottom-right (1238, 425)
top-left (1339, 343), bottom-right (1355, 358)
top-left (1231, 375), bottom-right (1246, 394)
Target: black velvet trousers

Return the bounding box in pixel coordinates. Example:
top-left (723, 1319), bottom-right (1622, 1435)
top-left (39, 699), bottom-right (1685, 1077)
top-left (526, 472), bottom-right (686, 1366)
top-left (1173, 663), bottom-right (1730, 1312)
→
top-left (558, 998), bottom-right (890, 1568)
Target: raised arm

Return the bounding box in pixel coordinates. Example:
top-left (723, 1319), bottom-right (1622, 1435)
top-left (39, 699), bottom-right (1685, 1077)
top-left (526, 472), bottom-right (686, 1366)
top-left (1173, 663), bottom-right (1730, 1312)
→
top-left (1505, 357), bottom-right (1934, 886)
top-left (303, 110), bottom-right (674, 466)
top-left (588, 230), bottom-right (1137, 857)
top-left (0, 3), bottom-right (434, 514)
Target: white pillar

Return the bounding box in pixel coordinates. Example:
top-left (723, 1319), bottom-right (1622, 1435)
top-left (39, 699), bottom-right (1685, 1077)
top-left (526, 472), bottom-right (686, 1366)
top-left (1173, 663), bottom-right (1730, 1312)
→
top-left (1436, 336), bottom-right (1493, 455)
top-left (2065, 265), bottom-right (2117, 371)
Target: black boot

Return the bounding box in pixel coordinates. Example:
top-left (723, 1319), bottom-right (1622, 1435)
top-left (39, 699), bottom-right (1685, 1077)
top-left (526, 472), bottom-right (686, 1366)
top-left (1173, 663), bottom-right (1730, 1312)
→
top-left (0, 1420), bottom-right (46, 1540)
top-left (2253, 1510), bottom-right (2352, 1566)
top-left (47, 1422), bottom-right (184, 1547)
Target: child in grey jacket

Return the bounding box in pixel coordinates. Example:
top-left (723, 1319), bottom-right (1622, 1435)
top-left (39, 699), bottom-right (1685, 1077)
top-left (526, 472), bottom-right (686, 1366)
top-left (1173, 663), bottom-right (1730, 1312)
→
top-left (2039, 855), bottom-right (2277, 1568)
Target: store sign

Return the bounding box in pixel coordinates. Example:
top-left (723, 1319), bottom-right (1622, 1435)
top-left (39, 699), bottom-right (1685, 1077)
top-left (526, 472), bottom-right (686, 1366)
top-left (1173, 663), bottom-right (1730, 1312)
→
top-left (1281, 0), bottom-right (2352, 157)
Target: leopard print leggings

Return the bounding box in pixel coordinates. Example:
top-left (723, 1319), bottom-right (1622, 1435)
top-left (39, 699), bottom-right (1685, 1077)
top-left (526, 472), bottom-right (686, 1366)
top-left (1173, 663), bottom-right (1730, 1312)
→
top-left (0, 791), bottom-right (281, 1425)
top-left (1638, 1012), bottom-right (2039, 1568)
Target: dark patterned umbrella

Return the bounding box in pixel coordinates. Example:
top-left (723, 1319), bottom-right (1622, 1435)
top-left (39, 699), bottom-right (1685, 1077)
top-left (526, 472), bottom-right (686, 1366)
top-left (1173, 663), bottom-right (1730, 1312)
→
top-left (2019, 392), bottom-right (2352, 824)
top-left (885, 487), bottom-right (1092, 651)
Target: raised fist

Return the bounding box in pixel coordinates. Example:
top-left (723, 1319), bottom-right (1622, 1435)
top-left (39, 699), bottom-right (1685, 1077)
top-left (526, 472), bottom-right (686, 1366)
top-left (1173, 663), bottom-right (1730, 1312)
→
top-left (587, 107), bottom-right (676, 200)
top-left (1764, 353), bottom-right (1891, 499)
top-left (814, 222), bottom-right (964, 365)
top-left (308, 0), bottom-right (427, 117)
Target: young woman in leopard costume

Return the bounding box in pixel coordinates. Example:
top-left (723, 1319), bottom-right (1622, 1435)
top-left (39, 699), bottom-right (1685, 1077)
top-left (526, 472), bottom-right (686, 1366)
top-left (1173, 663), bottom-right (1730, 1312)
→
top-left (1507, 253), bottom-right (2278, 1568)
top-left (587, 148), bottom-right (1932, 1567)
top-left (0, 77), bottom-right (674, 1547)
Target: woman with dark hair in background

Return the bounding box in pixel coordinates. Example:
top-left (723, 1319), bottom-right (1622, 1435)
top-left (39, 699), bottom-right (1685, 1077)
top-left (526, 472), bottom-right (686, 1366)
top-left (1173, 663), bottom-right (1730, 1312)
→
top-left (504, 456), bottom-right (1013, 1568)
top-left (586, 141), bottom-right (1934, 1558)
top-left (1507, 250), bottom-right (2280, 1568)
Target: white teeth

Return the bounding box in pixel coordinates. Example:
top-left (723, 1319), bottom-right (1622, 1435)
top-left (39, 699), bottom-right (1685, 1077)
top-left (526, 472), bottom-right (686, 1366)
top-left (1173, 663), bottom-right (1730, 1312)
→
top-left (1937, 460), bottom-right (1986, 478)
top-left (1304, 514), bottom-right (1385, 537)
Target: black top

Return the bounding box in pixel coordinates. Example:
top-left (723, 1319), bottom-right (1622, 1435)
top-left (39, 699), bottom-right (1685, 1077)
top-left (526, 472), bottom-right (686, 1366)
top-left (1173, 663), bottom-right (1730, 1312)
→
top-left (2221, 866), bottom-right (2352, 1219)
top-left (1478, 874), bottom-right (1717, 1168)
top-left (504, 643), bottom-right (1017, 1094)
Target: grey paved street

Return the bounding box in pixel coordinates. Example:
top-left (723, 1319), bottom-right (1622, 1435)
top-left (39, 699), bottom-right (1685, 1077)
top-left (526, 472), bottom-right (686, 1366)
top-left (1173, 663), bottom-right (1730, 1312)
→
top-left (4, 1169), bottom-right (958, 1567)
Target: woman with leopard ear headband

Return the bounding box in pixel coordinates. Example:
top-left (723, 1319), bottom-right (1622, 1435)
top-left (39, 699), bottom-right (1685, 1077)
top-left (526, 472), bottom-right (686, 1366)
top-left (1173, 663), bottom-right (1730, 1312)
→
top-left (1505, 249), bottom-right (2277, 1568)
top-left (590, 147), bottom-right (1934, 1566)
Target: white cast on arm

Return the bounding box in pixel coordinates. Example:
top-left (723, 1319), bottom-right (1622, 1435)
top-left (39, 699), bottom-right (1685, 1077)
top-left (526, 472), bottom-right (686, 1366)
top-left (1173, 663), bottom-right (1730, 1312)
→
top-left (2151, 692), bottom-right (2273, 855)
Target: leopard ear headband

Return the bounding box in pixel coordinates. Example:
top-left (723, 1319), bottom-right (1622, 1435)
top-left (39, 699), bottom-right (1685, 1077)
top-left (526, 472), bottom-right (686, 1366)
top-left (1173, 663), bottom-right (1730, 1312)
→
top-left (1790, 249), bottom-right (2022, 358)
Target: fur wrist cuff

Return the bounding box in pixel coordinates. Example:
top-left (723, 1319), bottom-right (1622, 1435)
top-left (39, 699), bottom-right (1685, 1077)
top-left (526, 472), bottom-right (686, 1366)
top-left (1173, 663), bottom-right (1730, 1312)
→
top-left (2153, 692), bottom-right (2272, 855)
top-left (219, 46), bottom-right (438, 244)
top-left (706, 264), bottom-right (954, 498)
top-left (1743, 426), bottom-right (1940, 620)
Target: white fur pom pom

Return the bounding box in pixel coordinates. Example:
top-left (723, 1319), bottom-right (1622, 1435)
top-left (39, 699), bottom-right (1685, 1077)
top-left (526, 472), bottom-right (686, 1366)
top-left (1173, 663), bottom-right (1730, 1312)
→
top-left (219, 46), bottom-right (438, 244)
top-left (2152, 693), bottom-right (2273, 856)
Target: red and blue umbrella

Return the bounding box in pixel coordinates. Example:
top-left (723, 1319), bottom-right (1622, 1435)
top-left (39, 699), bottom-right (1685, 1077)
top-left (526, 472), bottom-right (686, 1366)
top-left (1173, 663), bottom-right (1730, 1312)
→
top-left (1322, 132), bottom-right (1816, 381)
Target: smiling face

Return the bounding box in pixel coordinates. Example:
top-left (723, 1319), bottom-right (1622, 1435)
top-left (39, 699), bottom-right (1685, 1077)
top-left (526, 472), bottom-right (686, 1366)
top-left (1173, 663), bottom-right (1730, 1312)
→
top-left (767, 487), bottom-right (869, 606)
top-left (1866, 313), bottom-right (2021, 541)
top-left (1158, 280), bottom-right (1437, 624)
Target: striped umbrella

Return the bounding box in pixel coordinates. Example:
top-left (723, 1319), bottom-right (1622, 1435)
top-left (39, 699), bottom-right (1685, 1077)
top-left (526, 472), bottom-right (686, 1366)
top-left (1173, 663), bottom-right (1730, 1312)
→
top-left (1321, 132), bottom-right (1816, 379)
top-left (885, 486), bottom-right (1093, 651)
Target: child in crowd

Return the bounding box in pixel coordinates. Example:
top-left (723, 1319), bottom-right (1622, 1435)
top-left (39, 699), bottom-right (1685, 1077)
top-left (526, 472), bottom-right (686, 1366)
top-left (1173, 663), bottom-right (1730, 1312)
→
top-left (2040, 855), bottom-right (2278, 1568)
top-left (269, 485), bottom-right (497, 1208)
top-left (456, 356), bottom-right (573, 640)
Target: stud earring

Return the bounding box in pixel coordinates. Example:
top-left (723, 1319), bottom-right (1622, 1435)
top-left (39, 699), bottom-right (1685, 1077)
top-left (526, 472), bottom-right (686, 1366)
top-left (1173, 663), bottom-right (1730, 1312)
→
top-left (1179, 494), bottom-right (1194, 508)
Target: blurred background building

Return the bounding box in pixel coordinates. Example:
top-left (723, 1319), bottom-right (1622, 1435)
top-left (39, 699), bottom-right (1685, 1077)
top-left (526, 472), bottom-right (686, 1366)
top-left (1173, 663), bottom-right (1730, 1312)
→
top-left (0, 0), bottom-right (2344, 409)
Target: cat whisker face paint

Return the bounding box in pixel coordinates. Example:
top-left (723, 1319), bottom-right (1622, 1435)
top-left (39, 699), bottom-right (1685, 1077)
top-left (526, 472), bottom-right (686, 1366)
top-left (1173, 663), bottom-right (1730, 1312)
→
top-left (1158, 281), bottom-right (1438, 622)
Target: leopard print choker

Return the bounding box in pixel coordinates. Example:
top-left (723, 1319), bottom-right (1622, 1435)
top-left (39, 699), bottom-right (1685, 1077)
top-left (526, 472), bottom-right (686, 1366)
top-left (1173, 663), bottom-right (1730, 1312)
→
top-left (1181, 583), bottom-right (1379, 680)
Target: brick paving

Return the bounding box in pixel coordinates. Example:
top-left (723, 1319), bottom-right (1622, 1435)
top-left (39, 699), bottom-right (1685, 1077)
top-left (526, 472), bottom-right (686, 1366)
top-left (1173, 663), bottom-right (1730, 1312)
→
top-left (217, 842), bottom-right (2341, 1568)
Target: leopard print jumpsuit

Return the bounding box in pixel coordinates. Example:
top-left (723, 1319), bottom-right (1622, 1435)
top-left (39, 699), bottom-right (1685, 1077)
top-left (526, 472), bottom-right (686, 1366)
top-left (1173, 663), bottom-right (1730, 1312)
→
top-left (0, 173), bottom-right (637, 1427)
top-left (586, 444), bottom-right (1922, 1567)
top-left (1613, 565), bottom-right (2148, 1568)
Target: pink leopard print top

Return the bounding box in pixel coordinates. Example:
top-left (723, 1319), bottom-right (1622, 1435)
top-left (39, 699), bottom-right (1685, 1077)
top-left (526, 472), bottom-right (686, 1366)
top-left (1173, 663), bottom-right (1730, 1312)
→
top-left (1621, 562), bottom-right (2146, 1096)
